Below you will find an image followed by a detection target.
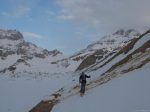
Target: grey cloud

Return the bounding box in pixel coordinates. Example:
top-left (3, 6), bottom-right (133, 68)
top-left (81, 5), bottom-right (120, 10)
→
top-left (57, 0), bottom-right (150, 31)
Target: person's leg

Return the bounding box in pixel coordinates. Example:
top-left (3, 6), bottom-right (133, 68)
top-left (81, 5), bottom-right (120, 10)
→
top-left (82, 83), bottom-right (86, 93)
top-left (80, 83), bottom-right (86, 96)
top-left (80, 83), bottom-right (83, 93)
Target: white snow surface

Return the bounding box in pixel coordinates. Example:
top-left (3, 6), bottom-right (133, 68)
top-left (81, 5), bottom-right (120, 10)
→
top-left (52, 63), bottom-right (150, 112)
top-left (0, 72), bottom-right (76, 112)
top-left (129, 33), bottom-right (150, 53)
top-left (0, 55), bottom-right (21, 70)
top-left (0, 39), bottom-right (23, 50)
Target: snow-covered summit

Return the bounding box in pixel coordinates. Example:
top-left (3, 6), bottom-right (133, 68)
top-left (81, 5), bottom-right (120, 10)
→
top-left (0, 29), bottom-right (24, 52)
top-left (83, 29), bottom-right (140, 52)
top-left (0, 29), bottom-right (63, 58)
top-left (0, 29), bottom-right (64, 76)
top-left (0, 29), bottom-right (24, 41)
top-left (75, 29), bottom-right (142, 70)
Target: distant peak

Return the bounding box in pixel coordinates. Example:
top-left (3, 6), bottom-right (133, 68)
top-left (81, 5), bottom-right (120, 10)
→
top-left (113, 29), bottom-right (140, 37)
top-left (113, 29), bottom-right (125, 35)
top-left (0, 29), bottom-right (24, 41)
top-left (49, 49), bottom-right (63, 56)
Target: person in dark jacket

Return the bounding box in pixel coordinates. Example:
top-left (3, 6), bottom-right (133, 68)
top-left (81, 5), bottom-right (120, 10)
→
top-left (79, 72), bottom-right (91, 96)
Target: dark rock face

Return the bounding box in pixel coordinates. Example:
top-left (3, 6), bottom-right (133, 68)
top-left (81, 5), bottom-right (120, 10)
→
top-left (77, 55), bottom-right (97, 70)
top-left (0, 50), bottom-right (15, 57)
top-left (113, 29), bottom-right (140, 37)
top-left (113, 29), bottom-right (125, 35)
top-left (0, 50), bottom-right (2, 56)
top-left (17, 48), bottom-right (27, 55)
top-left (94, 49), bottom-right (106, 55)
top-left (77, 49), bottom-right (106, 70)
top-left (42, 49), bottom-right (49, 56)
top-left (17, 59), bottom-right (25, 63)
top-left (21, 55), bottom-right (33, 60)
top-left (0, 29), bottom-right (24, 41)
top-left (33, 53), bottom-right (46, 59)
top-left (49, 49), bottom-right (62, 56)
top-left (8, 66), bottom-right (16, 73)
top-left (3, 51), bottom-right (15, 57)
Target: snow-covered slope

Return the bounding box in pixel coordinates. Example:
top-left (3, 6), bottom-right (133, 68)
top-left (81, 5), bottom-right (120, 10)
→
top-left (86, 29), bottom-right (150, 78)
top-left (0, 72), bottom-right (75, 112)
top-left (29, 29), bottom-right (150, 112)
top-left (52, 63), bottom-right (150, 112)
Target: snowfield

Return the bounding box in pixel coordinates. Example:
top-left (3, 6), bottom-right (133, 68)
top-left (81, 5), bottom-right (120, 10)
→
top-left (0, 72), bottom-right (76, 112)
top-left (0, 63), bottom-right (149, 112)
top-left (52, 63), bottom-right (150, 112)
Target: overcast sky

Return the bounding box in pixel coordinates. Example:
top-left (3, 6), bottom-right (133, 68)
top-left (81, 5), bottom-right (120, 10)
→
top-left (0, 0), bottom-right (150, 55)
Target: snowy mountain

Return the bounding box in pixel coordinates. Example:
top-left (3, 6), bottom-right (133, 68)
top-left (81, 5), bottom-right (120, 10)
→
top-left (0, 29), bottom-right (141, 77)
top-left (0, 28), bottom-right (149, 112)
top-left (0, 29), bottom-right (65, 77)
top-left (81, 29), bottom-right (140, 52)
top-left (51, 29), bottom-right (142, 72)
top-left (29, 29), bottom-right (150, 112)
top-left (76, 29), bottom-right (141, 71)
top-left (0, 29), bottom-right (146, 77)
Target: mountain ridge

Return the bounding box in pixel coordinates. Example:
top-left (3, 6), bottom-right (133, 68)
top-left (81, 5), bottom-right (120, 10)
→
top-left (0, 29), bottom-right (64, 76)
top-left (0, 28), bottom-right (149, 77)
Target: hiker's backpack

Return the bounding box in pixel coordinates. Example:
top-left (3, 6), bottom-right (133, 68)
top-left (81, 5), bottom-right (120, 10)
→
top-left (79, 73), bottom-right (86, 83)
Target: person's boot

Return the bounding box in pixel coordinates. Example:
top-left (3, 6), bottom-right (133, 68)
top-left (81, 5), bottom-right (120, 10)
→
top-left (80, 92), bottom-right (84, 97)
